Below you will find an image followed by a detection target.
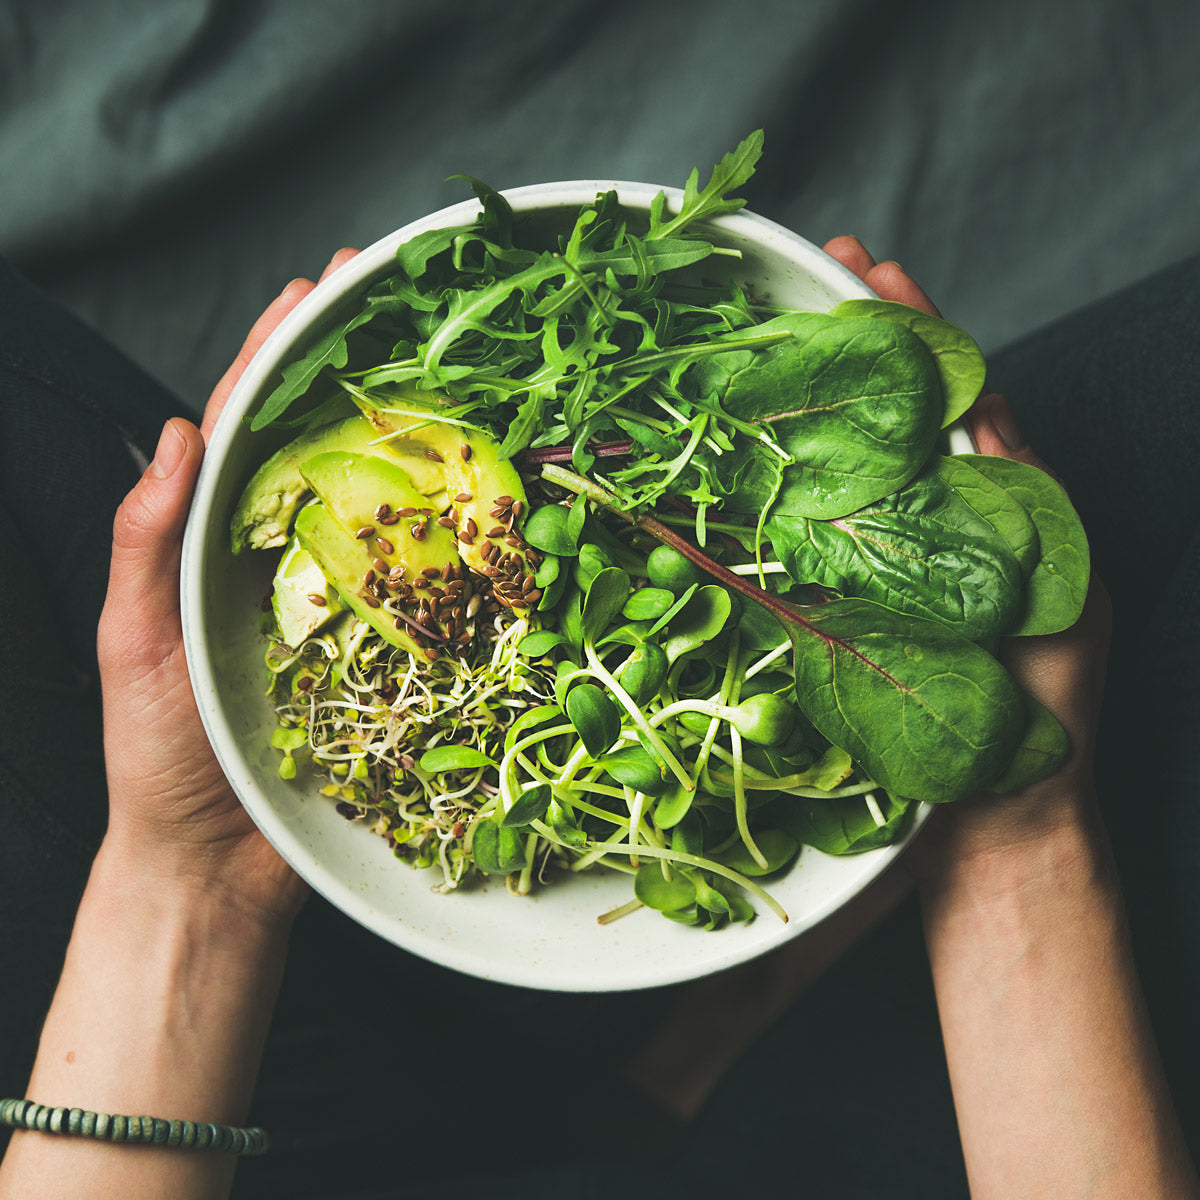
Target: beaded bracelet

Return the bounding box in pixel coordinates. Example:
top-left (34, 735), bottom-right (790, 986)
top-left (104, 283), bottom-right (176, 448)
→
top-left (0, 1098), bottom-right (269, 1155)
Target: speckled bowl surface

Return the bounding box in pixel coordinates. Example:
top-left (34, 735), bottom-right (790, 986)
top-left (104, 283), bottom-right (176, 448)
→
top-left (182, 181), bottom-right (938, 992)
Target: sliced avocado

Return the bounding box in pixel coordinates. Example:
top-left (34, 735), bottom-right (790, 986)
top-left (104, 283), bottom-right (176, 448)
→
top-left (294, 502), bottom-right (419, 656)
top-left (232, 415), bottom-right (375, 553)
top-left (299, 451), bottom-right (461, 583)
top-left (352, 383), bottom-right (469, 494)
top-left (353, 392), bottom-right (536, 612)
top-left (271, 536), bottom-right (342, 647)
top-left (231, 409), bottom-right (453, 554)
top-left (444, 427), bottom-right (535, 613)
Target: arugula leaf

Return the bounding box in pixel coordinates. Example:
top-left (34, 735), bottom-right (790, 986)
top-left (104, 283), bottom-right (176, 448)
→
top-left (648, 129), bottom-right (765, 239)
top-left (250, 294), bottom-right (405, 430)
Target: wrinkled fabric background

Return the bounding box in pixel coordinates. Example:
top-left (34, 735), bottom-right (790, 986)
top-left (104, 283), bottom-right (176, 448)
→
top-left (2, 2), bottom-right (1199, 1196)
top-left (3, 0), bottom-right (1198, 410)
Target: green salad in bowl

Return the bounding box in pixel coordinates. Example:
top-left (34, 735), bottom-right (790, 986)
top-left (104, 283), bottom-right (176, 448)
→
top-left (183, 133), bottom-right (1088, 989)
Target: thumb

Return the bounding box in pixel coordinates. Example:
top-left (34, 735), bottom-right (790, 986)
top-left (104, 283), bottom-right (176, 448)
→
top-left (99, 417), bottom-right (205, 680)
top-left (966, 392), bottom-right (1061, 482)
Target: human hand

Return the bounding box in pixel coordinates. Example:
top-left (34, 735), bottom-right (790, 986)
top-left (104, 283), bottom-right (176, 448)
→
top-left (822, 237), bottom-right (1112, 872)
top-left (96, 248), bottom-right (360, 927)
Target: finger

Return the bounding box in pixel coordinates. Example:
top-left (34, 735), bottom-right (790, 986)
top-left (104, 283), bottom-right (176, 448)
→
top-left (863, 260), bottom-right (941, 317)
top-left (822, 235), bottom-right (877, 281)
top-left (318, 246), bottom-right (360, 281)
top-left (201, 277), bottom-right (317, 441)
top-left (98, 418), bottom-right (206, 683)
top-left (965, 392), bottom-right (1062, 481)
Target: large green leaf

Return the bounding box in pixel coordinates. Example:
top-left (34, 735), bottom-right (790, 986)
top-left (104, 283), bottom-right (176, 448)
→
top-left (989, 694), bottom-right (1069, 794)
top-left (695, 313), bottom-right (942, 520)
top-left (939, 454), bottom-right (1040, 576)
top-left (831, 299), bottom-right (986, 427)
top-left (786, 597), bottom-right (1023, 802)
top-left (963, 456), bottom-right (1090, 635)
top-left (773, 790), bottom-right (913, 855)
top-left (766, 458), bottom-right (1024, 639)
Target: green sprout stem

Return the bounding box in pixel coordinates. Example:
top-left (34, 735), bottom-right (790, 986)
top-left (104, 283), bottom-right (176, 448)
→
top-left (582, 642), bottom-right (694, 792)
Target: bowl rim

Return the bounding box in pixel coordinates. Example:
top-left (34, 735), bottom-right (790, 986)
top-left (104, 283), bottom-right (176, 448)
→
top-left (182, 180), bottom-right (931, 991)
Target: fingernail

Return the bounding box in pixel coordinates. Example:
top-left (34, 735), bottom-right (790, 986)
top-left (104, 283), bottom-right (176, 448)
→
top-left (985, 394), bottom-right (1023, 450)
top-left (151, 419), bottom-right (187, 478)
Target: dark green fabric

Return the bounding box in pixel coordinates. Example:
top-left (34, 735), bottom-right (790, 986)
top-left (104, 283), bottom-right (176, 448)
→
top-left (3, 0), bottom-right (1199, 410)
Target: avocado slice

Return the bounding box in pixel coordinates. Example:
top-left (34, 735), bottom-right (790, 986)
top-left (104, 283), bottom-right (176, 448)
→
top-left (442, 427), bottom-right (535, 613)
top-left (299, 450), bottom-right (461, 579)
top-left (351, 391), bottom-right (536, 612)
top-left (297, 451), bottom-right (468, 660)
top-left (271, 536), bottom-right (343, 647)
top-left (352, 384), bottom-right (468, 494)
top-left (293, 502), bottom-right (418, 654)
top-left (231, 410), bottom-right (454, 554)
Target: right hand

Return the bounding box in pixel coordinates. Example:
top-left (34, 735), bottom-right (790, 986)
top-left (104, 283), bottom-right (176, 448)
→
top-left (822, 236), bottom-right (1112, 871)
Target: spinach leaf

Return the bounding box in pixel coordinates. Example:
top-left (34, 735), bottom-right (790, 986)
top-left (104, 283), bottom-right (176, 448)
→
top-left (938, 454), bottom-right (1040, 576)
top-left (784, 597), bottom-right (1023, 802)
top-left (694, 312), bottom-right (942, 519)
top-left (773, 790), bottom-right (913, 855)
top-left (766, 456), bottom-right (1025, 639)
top-left (989, 693), bottom-right (1069, 793)
top-left (831, 298), bottom-right (986, 427)
top-left (963, 455), bottom-right (1090, 635)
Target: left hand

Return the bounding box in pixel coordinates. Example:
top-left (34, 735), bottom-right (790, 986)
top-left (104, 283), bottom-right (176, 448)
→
top-left (96, 248), bottom-right (360, 927)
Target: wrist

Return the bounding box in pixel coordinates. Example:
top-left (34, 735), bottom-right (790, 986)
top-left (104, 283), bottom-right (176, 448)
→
top-left (21, 838), bottom-right (293, 1122)
top-left (913, 778), bottom-right (1121, 933)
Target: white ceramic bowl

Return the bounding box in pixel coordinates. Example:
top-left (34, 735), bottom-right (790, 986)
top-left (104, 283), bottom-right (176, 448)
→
top-left (182, 181), bottom-right (935, 992)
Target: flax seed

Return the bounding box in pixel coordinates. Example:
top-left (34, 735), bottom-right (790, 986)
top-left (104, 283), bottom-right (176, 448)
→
top-left (376, 536), bottom-right (394, 556)
top-left (373, 557), bottom-right (389, 574)
top-left (511, 499), bottom-right (524, 519)
top-left (297, 676), bottom-right (314, 692)
top-left (437, 515), bottom-right (456, 528)
top-left (495, 495), bottom-right (513, 506)
top-left (362, 594), bottom-right (381, 609)
top-left (464, 517), bottom-right (478, 539)
top-left (459, 443), bottom-right (472, 462)
top-left (396, 506), bottom-right (417, 519)
top-left (357, 525), bottom-right (376, 540)
top-left (380, 512), bottom-right (400, 526)
top-left (454, 491), bottom-right (473, 504)
top-left (307, 593), bottom-right (328, 607)
top-left (374, 504), bottom-right (391, 520)
top-left (457, 530), bottom-right (475, 545)
top-left (424, 448), bottom-right (444, 463)
top-left (424, 646), bottom-right (440, 661)
top-left (411, 521), bottom-right (428, 541)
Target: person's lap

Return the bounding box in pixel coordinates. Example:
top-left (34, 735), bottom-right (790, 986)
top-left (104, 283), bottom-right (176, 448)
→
top-left (2, 252), bottom-right (1196, 1197)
